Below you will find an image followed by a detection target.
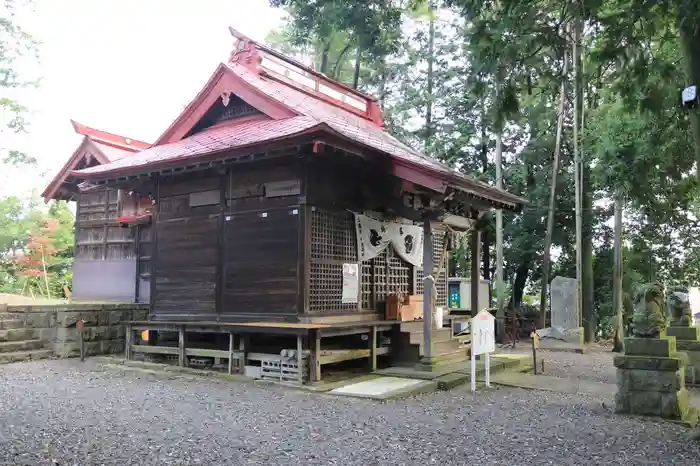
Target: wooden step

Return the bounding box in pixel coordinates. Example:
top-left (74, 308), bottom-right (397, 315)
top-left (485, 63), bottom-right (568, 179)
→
top-left (399, 320), bottom-right (425, 333)
top-left (408, 328), bottom-right (454, 345)
top-left (0, 340), bottom-right (44, 353)
top-left (0, 349), bottom-right (53, 364)
top-left (419, 338), bottom-right (462, 357)
top-left (414, 348), bottom-right (469, 371)
top-left (0, 320), bottom-right (24, 330)
top-left (0, 328), bottom-right (38, 342)
top-left (395, 339), bottom-right (463, 362)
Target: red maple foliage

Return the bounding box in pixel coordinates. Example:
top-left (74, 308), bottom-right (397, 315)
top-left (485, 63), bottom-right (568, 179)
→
top-left (15, 219), bottom-right (60, 278)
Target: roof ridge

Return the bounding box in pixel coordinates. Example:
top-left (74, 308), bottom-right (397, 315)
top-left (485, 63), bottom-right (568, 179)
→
top-left (71, 120), bottom-right (151, 151)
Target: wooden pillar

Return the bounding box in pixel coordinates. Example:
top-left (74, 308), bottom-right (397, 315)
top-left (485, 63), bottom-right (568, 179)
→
top-left (296, 335), bottom-right (304, 386)
top-left (124, 323), bottom-right (133, 361)
top-left (310, 329), bottom-right (321, 383)
top-left (422, 218), bottom-right (434, 362)
top-left (470, 228), bottom-right (482, 315)
top-left (178, 326), bottom-right (186, 367)
top-left (239, 334), bottom-right (248, 371)
top-left (368, 325), bottom-right (377, 371)
top-left (228, 332), bottom-right (234, 375)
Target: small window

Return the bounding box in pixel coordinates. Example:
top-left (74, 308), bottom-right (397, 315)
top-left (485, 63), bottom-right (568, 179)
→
top-left (189, 190), bottom-right (220, 207)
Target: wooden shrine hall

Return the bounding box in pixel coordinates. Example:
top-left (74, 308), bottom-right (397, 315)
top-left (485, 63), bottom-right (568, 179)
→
top-left (64, 28), bottom-right (526, 384)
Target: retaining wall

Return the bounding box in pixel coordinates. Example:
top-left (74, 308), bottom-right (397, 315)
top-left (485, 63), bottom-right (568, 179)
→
top-left (0, 303), bottom-right (149, 360)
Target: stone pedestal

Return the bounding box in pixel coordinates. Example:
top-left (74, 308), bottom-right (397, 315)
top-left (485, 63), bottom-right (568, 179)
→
top-left (614, 336), bottom-right (698, 426)
top-left (666, 323), bottom-right (700, 386)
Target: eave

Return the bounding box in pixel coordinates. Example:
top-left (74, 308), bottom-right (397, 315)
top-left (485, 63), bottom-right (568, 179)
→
top-left (41, 137), bottom-right (112, 202)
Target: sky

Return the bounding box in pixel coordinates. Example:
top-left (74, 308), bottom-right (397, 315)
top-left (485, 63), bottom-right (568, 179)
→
top-left (1, 0), bottom-right (283, 198)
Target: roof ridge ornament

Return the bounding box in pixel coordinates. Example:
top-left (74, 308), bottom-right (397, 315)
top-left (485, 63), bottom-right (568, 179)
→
top-left (228, 28), bottom-right (262, 72)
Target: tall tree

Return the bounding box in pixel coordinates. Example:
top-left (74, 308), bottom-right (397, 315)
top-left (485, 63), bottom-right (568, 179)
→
top-left (0, 0), bottom-right (38, 166)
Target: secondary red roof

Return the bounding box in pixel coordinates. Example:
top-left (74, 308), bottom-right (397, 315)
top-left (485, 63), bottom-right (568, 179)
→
top-left (72, 31), bottom-right (525, 209)
top-left (42, 121), bottom-right (151, 201)
top-left (76, 116), bottom-right (320, 174)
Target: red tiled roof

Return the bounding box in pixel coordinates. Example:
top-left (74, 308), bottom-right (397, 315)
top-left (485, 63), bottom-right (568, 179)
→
top-left (73, 62), bottom-right (524, 208)
top-left (77, 116), bottom-right (321, 175)
top-left (69, 29), bottom-right (526, 208)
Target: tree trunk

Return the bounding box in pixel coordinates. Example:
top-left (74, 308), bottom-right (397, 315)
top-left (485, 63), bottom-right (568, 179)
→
top-left (425, 0), bottom-right (435, 148)
top-left (612, 193), bottom-right (625, 352)
top-left (582, 168), bottom-right (596, 342)
top-left (510, 262), bottom-right (531, 309)
top-left (573, 9), bottom-right (586, 340)
top-left (495, 72), bottom-right (505, 342)
top-left (480, 114), bottom-right (491, 305)
top-left (352, 48), bottom-right (362, 89)
top-left (677, 3), bottom-right (700, 182)
top-left (331, 43), bottom-right (352, 79)
top-left (576, 17), bottom-right (596, 343)
top-left (540, 44), bottom-right (568, 328)
top-left (320, 42), bottom-right (331, 75)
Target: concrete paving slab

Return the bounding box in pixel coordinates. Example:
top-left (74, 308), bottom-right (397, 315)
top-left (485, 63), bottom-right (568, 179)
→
top-left (329, 376), bottom-right (437, 400)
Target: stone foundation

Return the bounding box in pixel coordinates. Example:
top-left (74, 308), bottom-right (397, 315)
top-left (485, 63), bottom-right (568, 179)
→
top-left (0, 303), bottom-right (149, 360)
top-left (665, 324), bottom-right (700, 386)
top-left (614, 336), bottom-right (698, 425)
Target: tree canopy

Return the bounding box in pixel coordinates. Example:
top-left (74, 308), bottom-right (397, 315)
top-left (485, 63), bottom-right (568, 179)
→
top-left (269, 0), bottom-right (700, 339)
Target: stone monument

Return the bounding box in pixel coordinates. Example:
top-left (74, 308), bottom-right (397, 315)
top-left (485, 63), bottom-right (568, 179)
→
top-left (665, 290), bottom-right (700, 386)
top-left (537, 276), bottom-right (584, 346)
top-left (615, 282), bottom-right (698, 425)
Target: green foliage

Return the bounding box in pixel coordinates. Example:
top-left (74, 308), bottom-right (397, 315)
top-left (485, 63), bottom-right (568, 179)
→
top-left (273, 0), bottom-right (700, 339)
top-left (0, 196), bottom-right (74, 298)
top-left (0, 0), bottom-right (38, 167)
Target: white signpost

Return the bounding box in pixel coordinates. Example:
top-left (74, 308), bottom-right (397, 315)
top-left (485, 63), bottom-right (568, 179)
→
top-left (470, 309), bottom-right (496, 392)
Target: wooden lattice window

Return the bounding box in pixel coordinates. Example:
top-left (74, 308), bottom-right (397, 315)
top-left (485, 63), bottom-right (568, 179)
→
top-left (416, 231), bottom-right (448, 307)
top-left (309, 209), bottom-right (358, 312)
top-left (308, 208), bottom-right (444, 313)
top-left (361, 246), bottom-right (413, 310)
top-left (310, 209), bottom-right (356, 262)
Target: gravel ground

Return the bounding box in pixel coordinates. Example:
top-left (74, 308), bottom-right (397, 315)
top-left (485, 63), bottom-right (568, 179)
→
top-left (536, 347), bottom-right (618, 384)
top-left (1, 360), bottom-right (699, 465)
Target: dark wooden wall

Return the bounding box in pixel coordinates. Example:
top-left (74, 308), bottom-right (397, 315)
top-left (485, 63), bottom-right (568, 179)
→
top-left (144, 151), bottom-right (447, 321)
top-left (150, 159), bottom-right (303, 322)
top-left (221, 163), bottom-right (301, 321)
top-left (153, 175), bottom-right (221, 321)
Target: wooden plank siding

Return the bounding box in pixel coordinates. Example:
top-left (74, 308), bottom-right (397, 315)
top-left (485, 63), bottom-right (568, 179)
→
top-left (149, 159), bottom-right (304, 322)
top-left (152, 174), bottom-right (221, 321)
top-left (221, 161), bottom-right (302, 321)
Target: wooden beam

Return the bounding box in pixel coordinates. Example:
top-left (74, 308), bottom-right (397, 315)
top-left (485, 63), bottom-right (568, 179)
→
top-left (132, 345), bottom-right (179, 355)
top-left (470, 229), bottom-right (482, 314)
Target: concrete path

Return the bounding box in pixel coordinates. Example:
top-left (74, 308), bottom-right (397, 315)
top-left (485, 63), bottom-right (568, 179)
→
top-left (487, 371), bottom-right (615, 397)
top-left (487, 371), bottom-right (700, 407)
